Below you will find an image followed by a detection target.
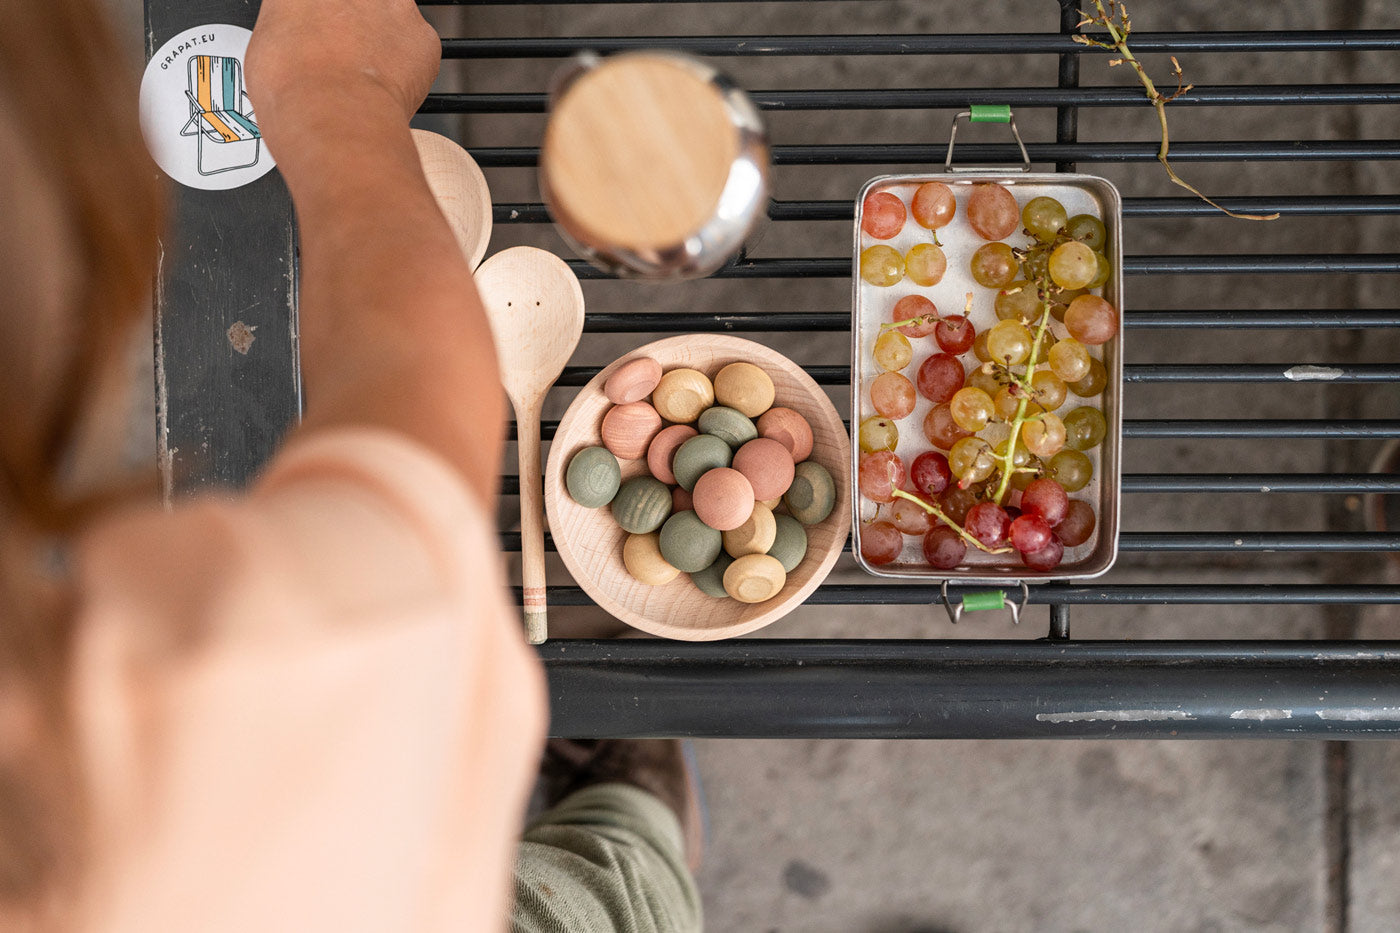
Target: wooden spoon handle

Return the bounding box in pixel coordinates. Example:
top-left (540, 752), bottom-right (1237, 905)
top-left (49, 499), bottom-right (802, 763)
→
top-left (516, 406), bottom-right (548, 644)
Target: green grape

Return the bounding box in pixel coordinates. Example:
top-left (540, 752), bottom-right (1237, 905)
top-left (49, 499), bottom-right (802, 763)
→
top-left (1023, 412), bottom-right (1067, 458)
top-left (995, 281), bottom-right (1040, 323)
top-left (949, 387), bottom-right (995, 432)
top-left (1048, 241), bottom-right (1097, 290)
top-left (1021, 249), bottom-right (1049, 283)
top-left (973, 328), bottom-right (994, 363)
top-left (1022, 196), bottom-right (1068, 242)
top-left (1087, 251), bottom-right (1111, 289)
top-left (1030, 370), bottom-right (1068, 411)
top-left (1068, 357), bottom-right (1108, 397)
top-left (1067, 214), bottom-right (1107, 251)
top-left (1063, 406), bottom-right (1108, 450)
top-left (1048, 448), bottom-right (1093, 492)
top-left (948, 436), bottom-right (996, 483)
top-left (905, 243), bottom-right (947, 287)
top-left (858, 416), bottom-right (899, 453)
top-left (873, 330), bottom-right (912, 372)
top-left (1010, 455), bottom-right (1045, 491)
top-left (970, 243), bottom-right (1018, 289)
top-left (992, 385), bottom-right (1041, 422)
top-left (993, 436), bottom-right (1032, 470)
top-left (965, 365), bottom-right (1002, 398)
top-left (860, 245), bottom-right (904, 287)
top-left (1048, 338), bottom-right (1092, 383)
top-left (986, 319), bottom-right (1033, 365)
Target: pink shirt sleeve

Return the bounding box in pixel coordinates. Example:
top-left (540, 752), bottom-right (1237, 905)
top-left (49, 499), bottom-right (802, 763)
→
top-left (70, 429), bottom-right (547, 933)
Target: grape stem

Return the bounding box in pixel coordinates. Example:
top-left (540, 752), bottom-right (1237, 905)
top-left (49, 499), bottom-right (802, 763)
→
top-left (890, 488), bottom-right (1014, 555)
top-left (1073, 1), bottom-right (1277, 222)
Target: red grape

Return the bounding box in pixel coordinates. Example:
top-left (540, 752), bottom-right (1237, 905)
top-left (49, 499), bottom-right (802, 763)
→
top-left (935, 315), bottom-right (976, 355)
top-left (1020, 478), bottom-right (1068, 526)
top-left (1021, 537), bottom-right (1065, 571)
top-left (1056, 500), bottom-right (1096, 547)
top-left (870, 372), bottom-right (916, 419)
top-left (937, 485), bottom-right (978, 524)
top-left (910, 451), bottom-right (952, 497)
top-left (923, 403), bottom-right (972, 450)
top-left (858, 451), bottom-right (906, 503)
top-left (1064, 295), bottom-right (1119, 346)
top-left (862, 192), bottom-right (906, 239)
top-left (860, 520), bottom-right (904, 565)
top-left (967, 183), bottom-right (1019, 241)
top-left (964, 502), bottom-right (1011, 548)
top-left (890, 494), bottom-right (933, 535)
top-left (911, 182), bottom-right (955, 231)
top-left (891, 294), bottom-right (938, 338)
top-left (1009, 514), bottom-right (1053, 553)
top-left (922, 525), bottom-right (967, 570)
top-left (916, 353), bottom-right (966, 405)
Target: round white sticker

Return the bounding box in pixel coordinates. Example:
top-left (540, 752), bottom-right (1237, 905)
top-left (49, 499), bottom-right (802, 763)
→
top-left (139, 25), bottom-right (275, 190)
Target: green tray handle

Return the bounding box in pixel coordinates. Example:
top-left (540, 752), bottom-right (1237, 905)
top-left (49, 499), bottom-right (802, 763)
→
top-left (969, 103), bottom-right (1012, 124)
top-left (940, 581), bottom-right (1030, 625)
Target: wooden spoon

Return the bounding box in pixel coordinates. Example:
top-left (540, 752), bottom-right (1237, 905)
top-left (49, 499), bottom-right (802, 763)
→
top-left (473, 246), bottom-right (586, 644)
top-left (412, 129), bottom-right (493, 269)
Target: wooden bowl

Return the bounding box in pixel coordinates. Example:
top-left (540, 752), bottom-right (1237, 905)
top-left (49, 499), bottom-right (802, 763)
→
top-left (546, 335), bottom-right (851, 640)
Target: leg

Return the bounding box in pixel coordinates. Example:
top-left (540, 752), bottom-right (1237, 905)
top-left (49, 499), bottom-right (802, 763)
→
top-left (513, 784), bottom-right (701, 933)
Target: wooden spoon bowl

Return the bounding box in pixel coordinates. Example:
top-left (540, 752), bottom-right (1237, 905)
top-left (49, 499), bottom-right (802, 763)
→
top-left (545, 335), bottom-right (851, 641)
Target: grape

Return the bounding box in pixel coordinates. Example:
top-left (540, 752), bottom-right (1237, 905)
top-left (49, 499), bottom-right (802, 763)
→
top-left (965, 365), bottom-right (1002, 399)
top-left (972, 329), bottom-right (994, 363)
top-left (1063, 406), bottom-right (1108, 450)
top-left (1067, 213), bottom-right (1106, 251)
top-left (1010, 514), bottom-right (1053, 553)
top-left (860, 245), bottom-right (904, 287)
top-left (860, 520), bottom-right (904, 565)
top-left (923, 403), bottom-right (972, 450)
top-left (948, 436), bottom-right (996, 484)
top-left (935, 315), bottom-right (976, 355)
top-left (970, 243), bottom-right (1018, 288)
top-left (967, 183), bottom-right (1019, 240)
top-left (910, 451), bottom-right (952, 497)
top-left (873, 330), bottom-right (913, 371)
top-left (1021, 536), bottom-right (1065, 571)
top-left (858, 416), bottom-right (899, 453)
top-left (1048, 241), bottom-right (1097, 290)
top-left (995, 281), bottom-right (1040, 324)
top-left (891, 294), bottom-right (938, 338)
top-left (1022, 412), bottom-right (1067, 458)
top-left (861, 192), bottom-right (907, 239)
top-left (870, 372), bottom-right (917, 420)
top-left (938, 485), bottom-right (978, 524)
top-left (916, 353), bottom-right (966, 405)
top-left (993, 436), bottom-right (1032, 470)
top-left (1048, 338), bottom-right (1091, 382)
top-left (1030, 370), bottom-right (1068, 411)
top-left (986, 319), bottom-right (1033, 365)
top-left (858, 451), bottom-right (906, 503)
top-left (1087, 251), bottom-right (1111, 290)
top-left (964, 502), bottom-right (1011, 548)
top-left (1020, 477), bottom-right (1068, 526)
top-left (1048, 287), bottom-right (1086, 323)
top-left (1065, 295), bottom-right (1119, 345)
top-left (1022, 196), bottom-right (1068, 242)
top-left (1021, 249), bottom-right (1049, 283)
top-left (905, 243), bottom-right (947, 287)
top-left (911, 181), bottom-right (956, 231)
top-left (1068, 358), bottom-right (1108, 397)
top-left (1048, 448), bottom-right (1093, 492)
top-left (993, 385), bottom-right (1027, 421)
top-left (949, 386), bottom-right (995, 432)
top-left (1010, 456), bottom-right (1044, 491)
top-left (922, 525), bottom-right (967, 570)
top-left (1056, 499), bottom-right (1097, 546)
top-left (890, 494), bottom-right (933, 535)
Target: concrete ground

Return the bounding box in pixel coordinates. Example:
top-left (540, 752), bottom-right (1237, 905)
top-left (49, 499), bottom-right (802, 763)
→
top-left (114, 0), bottom-right (1400, 930)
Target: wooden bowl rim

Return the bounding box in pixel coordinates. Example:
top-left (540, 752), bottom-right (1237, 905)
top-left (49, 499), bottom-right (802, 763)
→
top-left (544, 334), bottom-right (851, 640)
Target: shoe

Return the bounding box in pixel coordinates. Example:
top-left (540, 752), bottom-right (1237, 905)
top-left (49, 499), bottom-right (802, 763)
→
top-left (542, 738), bottom-right (706, 870)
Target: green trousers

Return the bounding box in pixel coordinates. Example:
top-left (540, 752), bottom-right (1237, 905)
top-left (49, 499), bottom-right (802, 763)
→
top-left (511, 783), bottom-right (702, 933)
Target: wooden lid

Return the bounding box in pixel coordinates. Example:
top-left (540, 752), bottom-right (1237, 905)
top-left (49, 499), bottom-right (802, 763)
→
top-left (541, 54), bottom-right (740, 252)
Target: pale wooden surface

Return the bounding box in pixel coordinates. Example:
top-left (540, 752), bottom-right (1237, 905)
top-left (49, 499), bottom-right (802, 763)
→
top-left (474, 246), bottom-right (586, 644)
top-left (412, 129), bottom-right (493, 269)
top-left (540, 55), bottom-right (739, 251)
top-left (544, 335), bottom-right (851, 641)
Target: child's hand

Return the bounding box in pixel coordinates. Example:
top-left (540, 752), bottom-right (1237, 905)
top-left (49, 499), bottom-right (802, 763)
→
top-left (246, 0), bottom-right (439, 143)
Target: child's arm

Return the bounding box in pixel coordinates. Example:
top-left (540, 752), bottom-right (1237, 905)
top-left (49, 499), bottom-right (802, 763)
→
top-left (246, 0), bottom-right (504, 508)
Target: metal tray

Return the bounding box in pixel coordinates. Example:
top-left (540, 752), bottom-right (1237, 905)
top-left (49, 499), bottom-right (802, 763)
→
top-left (849, 171), bottom-right (1123, 583)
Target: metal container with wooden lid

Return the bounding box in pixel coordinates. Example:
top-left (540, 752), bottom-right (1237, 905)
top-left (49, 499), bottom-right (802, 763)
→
top-left (540, 51), bottom-right (769, 280)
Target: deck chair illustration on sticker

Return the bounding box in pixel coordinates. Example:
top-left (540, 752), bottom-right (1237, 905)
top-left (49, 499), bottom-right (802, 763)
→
top-left (179, 55), bottom-right (261, 176)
